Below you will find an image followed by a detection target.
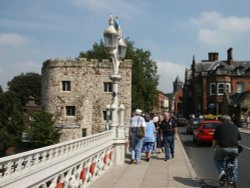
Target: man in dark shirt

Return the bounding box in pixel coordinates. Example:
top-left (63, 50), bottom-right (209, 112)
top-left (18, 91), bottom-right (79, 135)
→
top-left (160, 112), bottom-right (176, 161)
top-left (212, 115), bottom-right (241, 183)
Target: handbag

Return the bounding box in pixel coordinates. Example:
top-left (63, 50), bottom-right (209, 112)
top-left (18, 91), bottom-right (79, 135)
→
top-left (136, 117), bottom-right (145, 138)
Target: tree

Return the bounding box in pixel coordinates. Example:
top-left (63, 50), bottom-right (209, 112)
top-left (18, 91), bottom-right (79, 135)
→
top-left (0, 91), bottom-right (24, 156)
top-left (78, 39), bottom-right (159, 112)
top-left (0, 85), bottom-right (3, 93)
top-left (125, 40), bottom-right (159, 112)
top-left (26, 112), bottom-right (61, 147)
top-left (79, 41), bottom-right (110, 61)
top-left (8, 72), bottom-right (41, 106)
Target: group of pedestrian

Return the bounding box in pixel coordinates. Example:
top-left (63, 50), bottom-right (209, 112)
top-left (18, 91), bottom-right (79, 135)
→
top-left (128, 109), bottom-right (177, 164)
top-left (129, 108), bottom-right (243, 185)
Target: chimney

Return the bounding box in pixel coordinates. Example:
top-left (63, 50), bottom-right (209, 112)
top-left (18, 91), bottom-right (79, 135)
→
top-left (227, 48), bottom-right (233, 65)
top-left (208, 52), bottom-right (219, 61)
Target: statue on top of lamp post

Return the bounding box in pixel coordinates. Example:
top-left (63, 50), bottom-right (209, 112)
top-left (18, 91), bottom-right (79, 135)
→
top-left (104, 15), bottom-right (127, 76)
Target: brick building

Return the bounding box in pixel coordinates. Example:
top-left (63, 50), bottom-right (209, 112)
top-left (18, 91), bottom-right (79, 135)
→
top-left (183, 48), bottom-right (250, 117)
top-left (41, 58), bottom-right (132, 142)
top-left (152, 90), bottom-right (169, 113)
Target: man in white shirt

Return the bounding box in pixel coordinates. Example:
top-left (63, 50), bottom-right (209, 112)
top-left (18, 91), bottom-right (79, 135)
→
top-left (129, 109), bottom-right (147, 164)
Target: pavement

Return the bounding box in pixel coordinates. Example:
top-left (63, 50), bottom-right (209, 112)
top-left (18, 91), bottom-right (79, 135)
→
top-left (89, 127), bottom-right (250, 188)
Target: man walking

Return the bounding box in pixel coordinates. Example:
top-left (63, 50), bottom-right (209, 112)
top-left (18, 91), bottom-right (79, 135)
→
top-left (160, 112), bottom-right (177, 161)
top-left (129, 109), bottom-right (146, 164)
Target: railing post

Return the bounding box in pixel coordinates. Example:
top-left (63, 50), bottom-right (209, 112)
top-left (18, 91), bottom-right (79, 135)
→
top-left (112, 104), bottom-right (126, 166)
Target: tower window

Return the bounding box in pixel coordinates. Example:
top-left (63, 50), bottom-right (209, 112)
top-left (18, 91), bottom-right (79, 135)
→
top-left (62, 81), bottom-right (71, 91)
top-left (66, 106), bottom-right (75, 116)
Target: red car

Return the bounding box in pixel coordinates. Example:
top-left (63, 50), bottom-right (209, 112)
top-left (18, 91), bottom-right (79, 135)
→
top-left (193, 120), bottom-right (221, 146)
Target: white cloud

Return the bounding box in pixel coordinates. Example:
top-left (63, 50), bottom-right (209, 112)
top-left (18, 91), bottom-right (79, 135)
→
top-left (0, 32), bottom-right (41, 91)
top-left (157, 60), bottom-right (187, 93)
top-left (0, 60), bottom-right (41, 92)
top-left (0, 33), bottom-right (31, 47)
top-left (191, 11), bottom-right (250, 46)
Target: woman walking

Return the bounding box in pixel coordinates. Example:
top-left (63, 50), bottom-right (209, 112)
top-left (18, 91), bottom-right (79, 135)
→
top-left (142, 114), bottom-right (156, 162)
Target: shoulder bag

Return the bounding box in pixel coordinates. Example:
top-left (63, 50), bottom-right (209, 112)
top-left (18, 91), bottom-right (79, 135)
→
top-left (136, 117), bottom-right (145, 138)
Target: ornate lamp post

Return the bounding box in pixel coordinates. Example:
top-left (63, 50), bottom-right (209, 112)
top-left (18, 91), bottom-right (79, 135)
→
top-left (104, 15), bottom-right (127, 135)
top-left (104, 15), bottom-right (127, 165)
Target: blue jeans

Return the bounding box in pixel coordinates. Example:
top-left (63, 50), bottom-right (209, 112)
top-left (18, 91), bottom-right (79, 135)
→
top-left (156, 133), bottom-right (163, 148)
top-left (130, 133), bottom-right (144, 161)
top-left (163, 135), bottom-right (175, 159)
top-left (214, 147), bottom-right (239, 182)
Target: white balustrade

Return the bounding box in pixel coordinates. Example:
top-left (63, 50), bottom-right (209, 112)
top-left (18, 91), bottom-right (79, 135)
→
top-left (0, 130), bottom-right (115, 188)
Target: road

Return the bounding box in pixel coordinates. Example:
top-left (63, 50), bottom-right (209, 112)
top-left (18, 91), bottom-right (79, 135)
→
top-left (178, 127), bottom-right (250, 187)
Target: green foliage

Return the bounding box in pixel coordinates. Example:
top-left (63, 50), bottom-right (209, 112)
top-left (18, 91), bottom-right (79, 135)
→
top-left (0, 85), bottom-right (3, 93)
top-left (79, 40), bottom-right (110, 61)
top-left (78, 39), bottom-right (159, 112)
top-left (0, 91), bottom-right (24, 156)
top-left (125, 40), bottom-right (159, 112)
top-left (0, 124), bottom-right (11, 156)
top-left (26, 112), bottom-right (61, 147)
top-left (8, 72), bottom-right (41, 106)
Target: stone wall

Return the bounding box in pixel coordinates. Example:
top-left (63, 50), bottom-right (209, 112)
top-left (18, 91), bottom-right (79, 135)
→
top-left (41, 58), bottom-right (132, 142)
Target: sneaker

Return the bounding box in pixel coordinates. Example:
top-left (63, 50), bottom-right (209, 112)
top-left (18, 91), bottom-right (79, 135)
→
top-left (164, 157), bottom-right (170, 161)
top-left (145, 158), bottom-right (150, 162)
top-left (218, 170), bottom-right (226, 181)
top-left (130, 159), bottom-right (135, 164)
top-left (136, 160), bottom-right (141, 165)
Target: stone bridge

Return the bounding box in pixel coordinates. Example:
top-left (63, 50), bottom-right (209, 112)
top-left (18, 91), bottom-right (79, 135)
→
top-left (0, 129), bottom-right (127, 188)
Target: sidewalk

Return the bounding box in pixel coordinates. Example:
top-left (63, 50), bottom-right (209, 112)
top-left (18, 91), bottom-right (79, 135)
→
top-left (239, 127), bottom-right (250, 134)
top-left (89, 134), bottom-right (201, 188)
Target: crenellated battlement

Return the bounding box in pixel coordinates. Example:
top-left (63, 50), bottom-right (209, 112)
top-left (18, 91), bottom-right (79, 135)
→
top-left (42, 58), bottom-right (132, 70)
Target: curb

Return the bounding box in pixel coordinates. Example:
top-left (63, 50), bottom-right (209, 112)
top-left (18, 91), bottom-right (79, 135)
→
top-left (176, 133), bottom-right (201, 187)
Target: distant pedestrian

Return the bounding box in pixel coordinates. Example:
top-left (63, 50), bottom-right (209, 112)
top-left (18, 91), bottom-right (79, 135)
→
top-left (156, 114), bottom-right (164, 153)
top-left (129, 109), bottom-right (146, 164)
top-left (160, 112), bottom-right (177, 161)
top-left (142, 114), bottom-right (156, 162)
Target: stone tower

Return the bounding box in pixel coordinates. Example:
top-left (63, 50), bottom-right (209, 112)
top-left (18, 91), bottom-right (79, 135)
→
top-left (41, 58), bottom-right (132, 142)
top-left (173, 76), bottom-right (183, 93)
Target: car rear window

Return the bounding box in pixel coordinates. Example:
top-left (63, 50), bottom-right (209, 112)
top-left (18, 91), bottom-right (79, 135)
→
top-left (203, 123), bottom-right (219, 129)
top-left (192, 118), bottom-right (202, 124)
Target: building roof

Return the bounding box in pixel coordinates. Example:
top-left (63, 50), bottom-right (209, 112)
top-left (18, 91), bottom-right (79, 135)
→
top-left (195, 60), bottom-right (250, 74)
top-left (229, 90), bottom-right (250, 105)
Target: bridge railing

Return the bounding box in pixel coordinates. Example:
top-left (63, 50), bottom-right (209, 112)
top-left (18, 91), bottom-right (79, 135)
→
top-left (0, 130), bottom-right (119, 188)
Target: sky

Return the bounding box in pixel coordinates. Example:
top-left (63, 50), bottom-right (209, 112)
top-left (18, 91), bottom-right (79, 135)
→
top-left (1, 0), bottom-right (250, 93)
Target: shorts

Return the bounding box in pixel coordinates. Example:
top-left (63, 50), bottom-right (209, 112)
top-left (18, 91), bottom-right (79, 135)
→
top-left (142, 142), bottom-right (155, 153)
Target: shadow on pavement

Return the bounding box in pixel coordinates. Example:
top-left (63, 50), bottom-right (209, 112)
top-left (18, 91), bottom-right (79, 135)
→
top-left (174, 177), bottom-right (222, 187)
top-left (199, 179), bottom-right (222, 188)
top-left (173, 176), bottom-right (201, 187)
